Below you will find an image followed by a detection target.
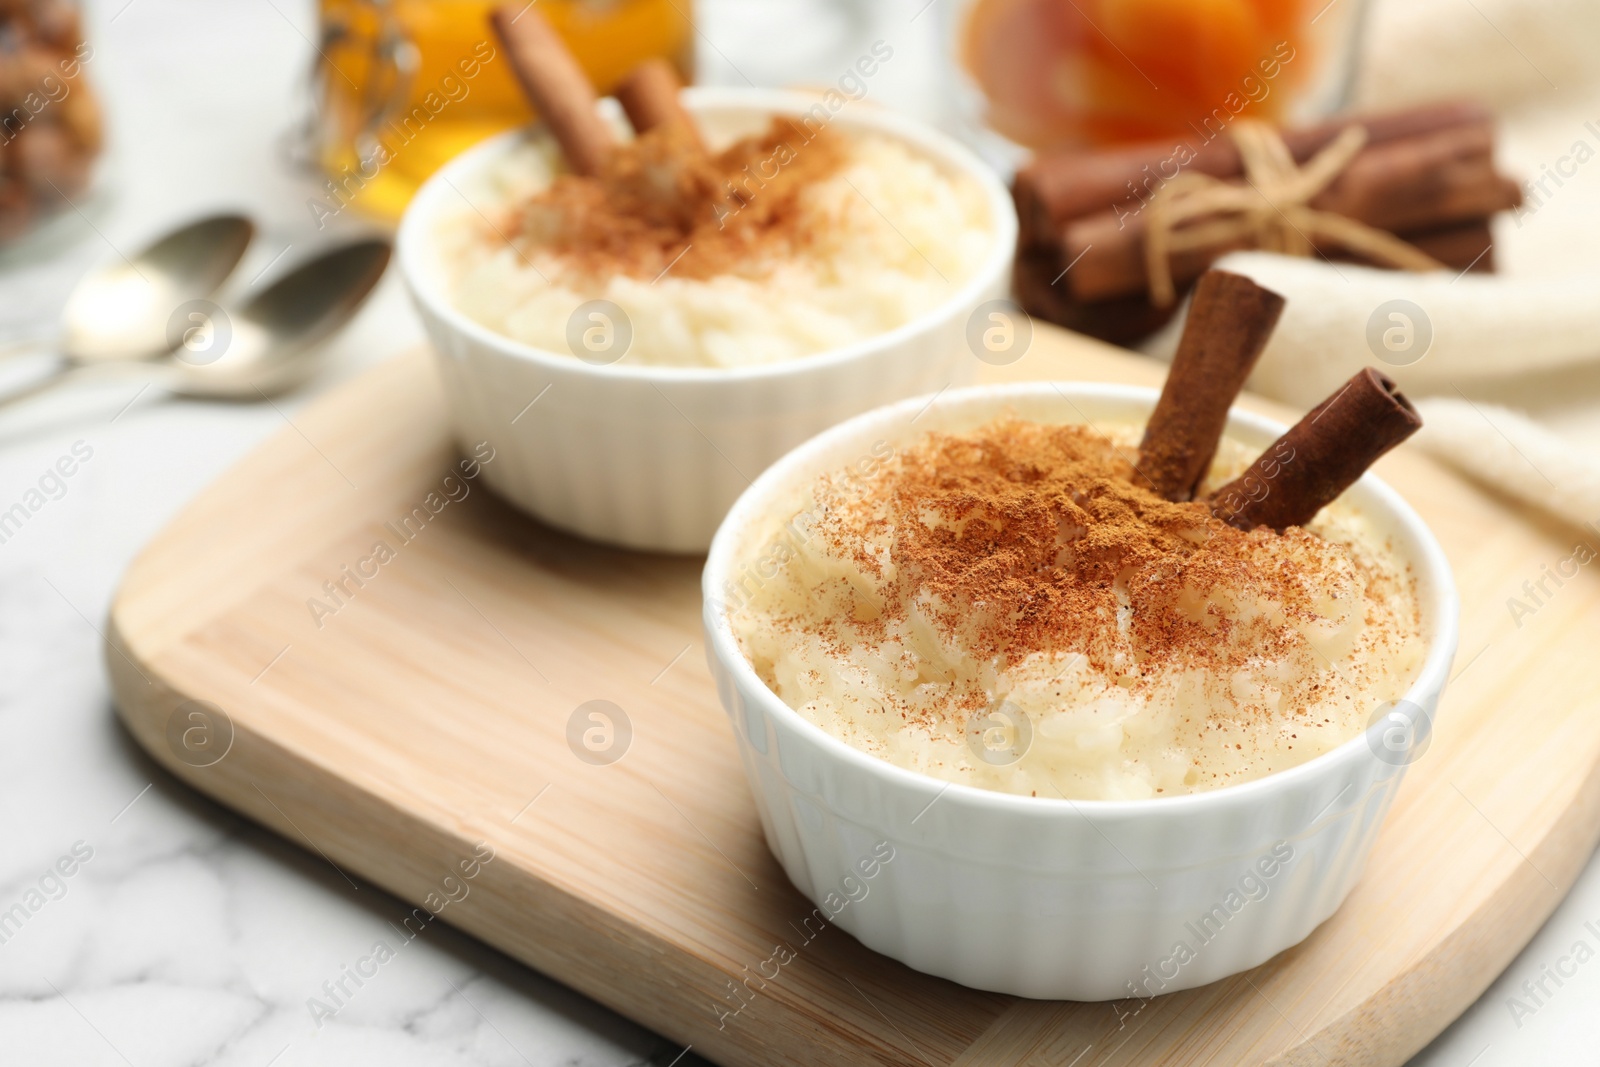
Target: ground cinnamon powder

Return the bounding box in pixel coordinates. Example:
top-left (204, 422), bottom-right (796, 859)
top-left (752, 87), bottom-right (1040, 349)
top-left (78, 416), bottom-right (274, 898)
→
top-left (807, 419), bottom-right (1339, 720)
top-left (504, 118), bottom-right (846, 282)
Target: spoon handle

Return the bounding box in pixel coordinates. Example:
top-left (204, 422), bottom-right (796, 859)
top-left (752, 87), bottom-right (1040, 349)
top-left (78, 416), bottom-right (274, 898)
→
top-left (0, 361), bottom-right (155, 412)
top-left (0, 364), bottom-right (84, 410)
top-left (0, 337), bottom-right (52, 364)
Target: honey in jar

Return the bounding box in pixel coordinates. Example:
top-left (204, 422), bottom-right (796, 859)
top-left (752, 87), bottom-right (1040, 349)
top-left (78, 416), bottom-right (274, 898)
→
top-left (309, 0), bottom-right (693, 224)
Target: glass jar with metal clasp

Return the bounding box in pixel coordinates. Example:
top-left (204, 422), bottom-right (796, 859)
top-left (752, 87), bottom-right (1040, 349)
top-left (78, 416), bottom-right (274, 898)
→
top-left (300, 0), bottom-right (695, 224)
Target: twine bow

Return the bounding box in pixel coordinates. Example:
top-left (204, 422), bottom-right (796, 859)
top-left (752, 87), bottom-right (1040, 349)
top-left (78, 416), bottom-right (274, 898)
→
top-left (1144, 120), bottom-right (1446, 307)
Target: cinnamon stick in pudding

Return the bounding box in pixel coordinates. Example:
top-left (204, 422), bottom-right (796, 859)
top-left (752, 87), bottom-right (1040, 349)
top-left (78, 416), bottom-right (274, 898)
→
top-left (1137, 270), bottom-right (1285, 502)
top-left (1210, 367), bottom-right (1422, 531)
top-left (490, 4), bottom-right (614, 175)
top-left (616, 58), bottom-right (703, 148)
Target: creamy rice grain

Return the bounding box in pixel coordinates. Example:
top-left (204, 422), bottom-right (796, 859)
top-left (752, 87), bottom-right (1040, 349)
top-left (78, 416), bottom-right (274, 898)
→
top-left (725, 418), bottom-right (1425, 800)
top-left (440, 132), bottom-right (992, 368)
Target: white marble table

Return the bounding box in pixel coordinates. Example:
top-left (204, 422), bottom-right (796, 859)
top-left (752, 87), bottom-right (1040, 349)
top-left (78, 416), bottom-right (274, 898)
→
top-left (1, 1), bottom-right (1597, 1064)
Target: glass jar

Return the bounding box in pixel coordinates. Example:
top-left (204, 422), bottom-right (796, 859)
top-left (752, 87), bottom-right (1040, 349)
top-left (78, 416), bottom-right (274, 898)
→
top-left (954, 0), bottom-right (1369, 151)
top-left (0, 1), bottom-right (101, 249)
top-left (306, 0), bottom-right (695, 224)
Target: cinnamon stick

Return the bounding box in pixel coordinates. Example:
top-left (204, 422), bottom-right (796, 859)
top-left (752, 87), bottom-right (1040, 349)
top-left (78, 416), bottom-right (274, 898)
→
top-left (1017, 218), bottom-right (1495, 348)
top-left (1012, 248), bottom-right (1179, 346)
top-left (616, 58), bottom-right (702, 147)
top-left (490, 4), bottom-right (614, 175)
top-left (1318, 217), bottom-right (1496, 273)
top-left (1014, 100), bottom-right (1493, 250)
top-left (1210, 368), bottom-right (1422, 531)
top-left (1392, 217), bottom-right (1495, 273)
top-left (1137, 270), bottom-right (1285, 502)
top-left (1314, 123), bottom-right (1519, 233)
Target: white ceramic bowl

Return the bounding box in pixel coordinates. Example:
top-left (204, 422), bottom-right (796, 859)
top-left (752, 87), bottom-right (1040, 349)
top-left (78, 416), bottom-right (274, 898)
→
top-left (702, 382), bottom-right (1458, 1000)
top-left (398, 87), bottom-right (1017, 553)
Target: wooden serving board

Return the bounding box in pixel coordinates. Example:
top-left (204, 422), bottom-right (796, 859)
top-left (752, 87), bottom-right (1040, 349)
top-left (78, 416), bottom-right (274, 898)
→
top-left (108, 328), bottom-right (1600, 1066)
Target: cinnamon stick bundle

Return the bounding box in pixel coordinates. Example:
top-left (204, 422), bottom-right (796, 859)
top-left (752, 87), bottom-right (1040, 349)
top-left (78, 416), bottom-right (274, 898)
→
top-left (1210, 368), bottom-right (1422, 531)
top-left (1011, 99), bottom-right (1520, 344)
top-left (1061, 123), bottom-right (1520, 302)
top-left (1318, 123), bottom-right (1519, 233)
top-left (1137, 270), bottom-right (1285, 501)
top-left (1011, 217), bottom-right (1492, 350)
top-left (1396, 218), bottom-right (1495, 273)
top-left (1015, 100), bottom-right (1493, 251)
top-left (1012, 249), bottom-right (1180, 345)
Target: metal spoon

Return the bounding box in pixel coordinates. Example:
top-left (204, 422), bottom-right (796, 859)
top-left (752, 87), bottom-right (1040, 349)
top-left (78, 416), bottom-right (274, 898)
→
top-left (164, 237), bottom-right (392, 398)
top-left (43, 213), bottom-right (257, 365)
top-left (0, 238), bottom-right (391, 409)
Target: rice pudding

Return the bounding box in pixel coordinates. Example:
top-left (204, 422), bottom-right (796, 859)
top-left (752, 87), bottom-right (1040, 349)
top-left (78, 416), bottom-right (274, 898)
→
top-left (724, 417), bottom-right (1424, 800)
top-left (440, 119), bottom-right (994, 369)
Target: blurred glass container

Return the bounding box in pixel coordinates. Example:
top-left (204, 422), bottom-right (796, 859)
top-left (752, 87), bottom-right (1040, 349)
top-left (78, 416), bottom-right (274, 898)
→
top-left (0, 0), bottom-right (101, 249)
top-left (955, 0), bottom-right (1369, 151)
top-left (307, 0), bottom-right (695, 224)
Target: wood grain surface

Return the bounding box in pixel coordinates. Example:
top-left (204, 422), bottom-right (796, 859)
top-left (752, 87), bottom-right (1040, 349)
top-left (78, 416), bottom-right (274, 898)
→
top-left (107, 327), bottom-right (1600, 1066)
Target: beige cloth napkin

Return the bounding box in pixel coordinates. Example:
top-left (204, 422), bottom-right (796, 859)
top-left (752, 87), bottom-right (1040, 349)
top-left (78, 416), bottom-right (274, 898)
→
top-left (1413, 397), bottom-right (1600, 532)
top-left (1144, 0), bottom-right (1600, 516)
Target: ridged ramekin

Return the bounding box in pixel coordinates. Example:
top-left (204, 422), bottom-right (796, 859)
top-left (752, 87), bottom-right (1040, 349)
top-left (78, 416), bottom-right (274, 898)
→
top-left (398, 87), bottom-right (1016, 553)
top-left (702, 382), bottom-right (1458, 1000)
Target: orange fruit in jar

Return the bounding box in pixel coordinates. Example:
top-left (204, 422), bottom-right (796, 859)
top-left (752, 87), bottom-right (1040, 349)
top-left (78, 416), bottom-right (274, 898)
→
top-left (1098, 0), bottom-right (1263, 102)
top-left (1250, 0), bottom-right (1311, 42)
top-left (960, 0), bottom-right (1312, 148)
top-left (958, 0), bottom-right (1080, 147)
